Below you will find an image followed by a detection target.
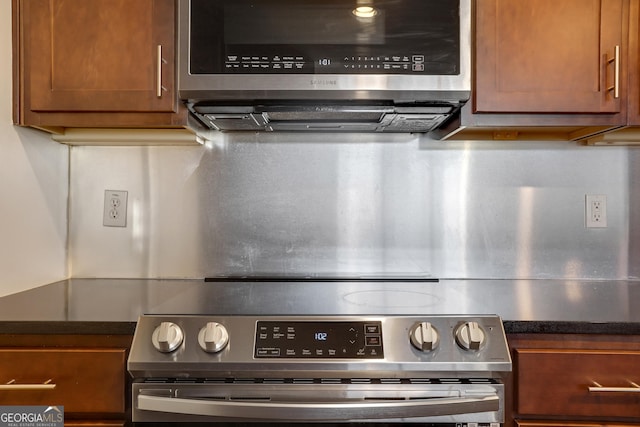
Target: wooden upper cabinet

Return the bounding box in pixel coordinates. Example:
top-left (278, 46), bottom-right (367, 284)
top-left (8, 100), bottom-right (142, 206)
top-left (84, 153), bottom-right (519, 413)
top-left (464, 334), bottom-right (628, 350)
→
top-left (26, 0), bottom-right (175, 113)
top-left (475, 0), bottom-right (627, 115)
top-left (627, 0), bottom-right (640, 124)
top-left (13, 0), bottom-right (190, 131)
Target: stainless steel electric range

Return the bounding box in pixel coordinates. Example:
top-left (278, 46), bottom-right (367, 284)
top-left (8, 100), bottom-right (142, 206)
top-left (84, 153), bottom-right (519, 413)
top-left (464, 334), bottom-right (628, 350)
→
top-left (128, 312), bottom-right (511, 425)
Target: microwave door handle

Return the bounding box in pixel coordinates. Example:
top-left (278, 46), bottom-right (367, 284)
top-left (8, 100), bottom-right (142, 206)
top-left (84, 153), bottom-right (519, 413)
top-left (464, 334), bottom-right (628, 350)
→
top-left (137, 394), bottom-right (499, 420)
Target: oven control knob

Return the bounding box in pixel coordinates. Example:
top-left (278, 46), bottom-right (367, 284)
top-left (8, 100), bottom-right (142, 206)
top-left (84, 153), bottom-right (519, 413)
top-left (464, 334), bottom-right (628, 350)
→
top-left (409, 322), bottom-right (439, 352)
top-left (198, 322), bottom-right (229, 353)
top-left (455, 321), bottom-right (486, 351)
top-left (152, 321), bottom-right (184, 353)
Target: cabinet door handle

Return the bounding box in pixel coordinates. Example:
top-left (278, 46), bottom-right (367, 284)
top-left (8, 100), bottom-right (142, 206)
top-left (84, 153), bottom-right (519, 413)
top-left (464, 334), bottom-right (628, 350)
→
top-left (588, 381), bottom-right (640, 393)
top-left (157, 45), bottom-right (163, 98)
top-left (607, 45), bottom-right (620, 99)
top-left (0, 379), bottom-right (56, 390)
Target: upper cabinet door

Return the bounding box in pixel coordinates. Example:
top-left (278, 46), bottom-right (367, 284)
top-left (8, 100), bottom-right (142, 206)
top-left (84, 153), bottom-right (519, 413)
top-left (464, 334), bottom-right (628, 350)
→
top-left (627, 0), bottom-right (640, 124)
top-left (475, 0), bottom-right (626, 114)
top-left (24, 0), bottom-right (176, 113)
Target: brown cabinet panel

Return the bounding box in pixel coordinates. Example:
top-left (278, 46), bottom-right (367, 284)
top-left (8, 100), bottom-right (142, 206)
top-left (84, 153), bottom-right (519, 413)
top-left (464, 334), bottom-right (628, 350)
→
top-left (475, 0), bottom-right (625, 115)
top-left (516, 348), bottom-right (640, 418)
top-left (64, 422), bottom-right (125, 427)
top-left (0, 348), bottom-right (126, 415)
top-left (627, 0), bottom-right (640, 124)
top-left (24, 0), bottom-right (176, 113)
top-left (517, 422), bottom-right (640, 427)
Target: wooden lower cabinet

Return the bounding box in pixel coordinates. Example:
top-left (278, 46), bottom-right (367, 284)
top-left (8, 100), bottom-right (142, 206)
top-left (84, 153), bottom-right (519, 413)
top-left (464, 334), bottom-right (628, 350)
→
top-left (516, 349), bottom-right (640, 419)
top-left (64, 422), bottom-right (124, 427)
top-left (517, 422), bottom-right (640, 427)
top-left (508, 334), bottom-right (640, 427)
top-left (0, 334), bottom-right (132, 427)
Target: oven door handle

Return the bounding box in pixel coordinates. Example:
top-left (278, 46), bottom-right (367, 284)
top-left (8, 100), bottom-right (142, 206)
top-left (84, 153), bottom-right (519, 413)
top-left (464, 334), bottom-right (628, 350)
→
top-left (137, 394), bottom-right (500, 420)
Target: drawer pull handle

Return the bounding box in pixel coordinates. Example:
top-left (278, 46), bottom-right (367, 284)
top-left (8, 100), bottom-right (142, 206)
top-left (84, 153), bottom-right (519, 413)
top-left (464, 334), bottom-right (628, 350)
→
top-left (589, 381), bottom-right (640, 393)
top-left (606, 45), bottom-right (620, 99)
top-left (0, 379), bottom-right (56, 390)
top-left (157, 45), bottom-right (167, 98)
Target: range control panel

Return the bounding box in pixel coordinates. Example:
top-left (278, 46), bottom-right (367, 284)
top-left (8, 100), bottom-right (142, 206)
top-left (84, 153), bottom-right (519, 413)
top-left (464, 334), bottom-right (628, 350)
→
top-left (128, 314), bottom-right (512, 379)
top-left (255, 321), bottom-right (383, 358)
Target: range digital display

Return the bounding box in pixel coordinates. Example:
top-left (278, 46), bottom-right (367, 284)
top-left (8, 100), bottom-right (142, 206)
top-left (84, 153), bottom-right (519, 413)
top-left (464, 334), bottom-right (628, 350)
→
top-left (254, 321), bottom-right (383, 359)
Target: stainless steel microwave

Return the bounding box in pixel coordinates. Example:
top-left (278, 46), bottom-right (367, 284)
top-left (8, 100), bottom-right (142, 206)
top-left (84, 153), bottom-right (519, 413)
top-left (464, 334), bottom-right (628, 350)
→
top-left (177, 0), bottom-right (471, 133)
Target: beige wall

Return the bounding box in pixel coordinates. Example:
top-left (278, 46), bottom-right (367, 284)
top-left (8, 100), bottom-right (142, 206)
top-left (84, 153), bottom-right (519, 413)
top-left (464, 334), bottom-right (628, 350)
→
top-left (0, 1), bottom-right (69, 296)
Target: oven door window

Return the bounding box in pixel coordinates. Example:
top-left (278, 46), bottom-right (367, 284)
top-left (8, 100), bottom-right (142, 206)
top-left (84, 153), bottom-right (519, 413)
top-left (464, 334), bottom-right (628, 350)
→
top-left (188, 0), bottom-right (460, 75)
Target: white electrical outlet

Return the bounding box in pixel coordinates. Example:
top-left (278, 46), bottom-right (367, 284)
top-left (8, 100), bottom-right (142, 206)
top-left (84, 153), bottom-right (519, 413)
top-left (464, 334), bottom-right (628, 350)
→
top-left (585, 194), bottom-right (607, 228)
top-left (103, 190), bottom-right (128, 227)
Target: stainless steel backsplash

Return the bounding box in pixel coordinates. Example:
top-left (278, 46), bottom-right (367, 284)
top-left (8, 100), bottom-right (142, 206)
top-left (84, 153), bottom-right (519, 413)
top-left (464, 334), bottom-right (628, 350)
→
top-left (69, 133), bottom-right (639, 280)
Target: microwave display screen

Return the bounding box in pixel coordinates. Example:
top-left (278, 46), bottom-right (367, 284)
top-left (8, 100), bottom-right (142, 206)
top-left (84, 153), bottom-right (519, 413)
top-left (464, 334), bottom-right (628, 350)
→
top-left (189, 0), bottom-right (460, 75)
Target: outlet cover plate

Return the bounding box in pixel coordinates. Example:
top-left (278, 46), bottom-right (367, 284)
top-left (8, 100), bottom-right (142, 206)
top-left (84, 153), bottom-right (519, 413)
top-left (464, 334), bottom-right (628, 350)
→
top-left (585, 194), bottom-right (607, 228)
top-left (103, 190), bottom-right (128, 227)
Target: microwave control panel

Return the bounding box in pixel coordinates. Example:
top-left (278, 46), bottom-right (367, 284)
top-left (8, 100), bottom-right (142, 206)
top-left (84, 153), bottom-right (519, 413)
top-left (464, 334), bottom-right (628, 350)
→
top-left (224, 54), bottom-right (427, 74)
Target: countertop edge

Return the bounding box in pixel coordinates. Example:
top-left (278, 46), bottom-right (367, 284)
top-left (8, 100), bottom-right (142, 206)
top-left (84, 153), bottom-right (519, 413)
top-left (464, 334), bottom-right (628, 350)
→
top-left (1, 320), bottom-right (639, 336)
top-left (0, 321), bottom-right (137, 335)
top-left (502, 320), bottom-right (640, 336)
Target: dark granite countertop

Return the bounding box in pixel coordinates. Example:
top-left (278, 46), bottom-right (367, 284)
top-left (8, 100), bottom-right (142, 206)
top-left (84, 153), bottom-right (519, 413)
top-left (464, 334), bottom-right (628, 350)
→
top-left (0, 278), bottom-right (638, 335)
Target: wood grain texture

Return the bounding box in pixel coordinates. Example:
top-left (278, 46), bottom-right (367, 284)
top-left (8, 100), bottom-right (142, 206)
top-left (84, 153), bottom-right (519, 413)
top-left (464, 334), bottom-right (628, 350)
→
top-left (0, 348), bottom-right (126, 414)
top-left (14, 0), bottom-right (186, 130)
top-left (474, 0), bottom-right (627, 115)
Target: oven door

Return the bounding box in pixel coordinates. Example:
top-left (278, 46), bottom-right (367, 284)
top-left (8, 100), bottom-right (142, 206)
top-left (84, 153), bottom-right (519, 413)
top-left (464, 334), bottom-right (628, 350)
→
top-left (132, 379), bottom-right (504, 423)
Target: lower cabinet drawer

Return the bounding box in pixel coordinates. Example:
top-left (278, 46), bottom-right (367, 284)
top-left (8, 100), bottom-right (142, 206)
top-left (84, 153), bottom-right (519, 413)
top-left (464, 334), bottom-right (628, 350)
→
top-left (516, 349), bottom-right (640, 418)
top-left (0, 348), bottom-right (126, 415)
top-left (517, 421), bottom-right (640, 427)
top-left (64, 422), bottom-right (125, 426)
